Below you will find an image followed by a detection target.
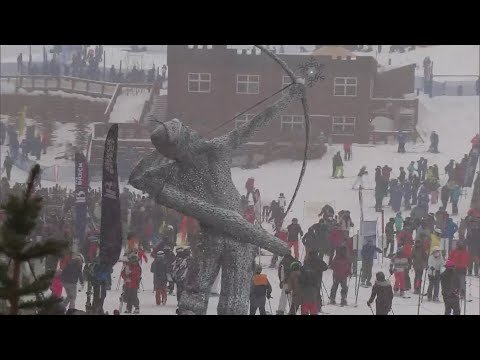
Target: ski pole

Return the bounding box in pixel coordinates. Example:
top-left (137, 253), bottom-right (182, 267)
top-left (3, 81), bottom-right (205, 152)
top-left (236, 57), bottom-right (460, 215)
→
top-left (322, 281), bottom-right (330, 301)
top-left (140, 279), bottom-right (144, 291)
top-left (420, 267), bottom-right (428, 304)
top-left (267, 297), bottom-right (273, 315)
top-left (367, 303), bottom-right (375, 315)
top-left (354, 269), bottom-right (362, 307)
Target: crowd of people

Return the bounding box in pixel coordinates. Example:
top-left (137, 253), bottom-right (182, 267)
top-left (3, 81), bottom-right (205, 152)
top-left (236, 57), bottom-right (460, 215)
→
top-left (17, 45), bottom-right (168, 85)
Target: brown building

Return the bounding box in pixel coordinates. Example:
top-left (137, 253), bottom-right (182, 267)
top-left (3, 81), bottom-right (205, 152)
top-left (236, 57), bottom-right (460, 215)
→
top-left (167, 45), bottom-right (418, 144)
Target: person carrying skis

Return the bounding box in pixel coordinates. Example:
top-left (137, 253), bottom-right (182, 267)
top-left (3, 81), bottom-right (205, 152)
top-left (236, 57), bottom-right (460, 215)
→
top-left (249, 265), bottom-right (272, 315)
top-left (367, 272), bottom-right (393, 315)
top-left (352, 166), bottom-right (368, 190)
top-left (329, 245), bottom-right (351, 306)
top-left (389, 247), bottom-right (409, 297)
top-left (385, 218), bottom-right (396, 256)
top-left (440, 260), bottom-right (460, 315)
top-left (360, 239), bottom-right (382, 287)
top-left (427, 246), bottom-right (443, 302)
top-left (276, 253), bottom-right (296, 315)
top-left (60, 253), bottom-right (84, 311)
top-left (287, 218), bottom-right (303, 259)
top-left (411, 239), bottom-right (428, 295)
top-left (448, 241), bottom-right (469, 299)
top-left (151, 250), bottom-right (168, 305)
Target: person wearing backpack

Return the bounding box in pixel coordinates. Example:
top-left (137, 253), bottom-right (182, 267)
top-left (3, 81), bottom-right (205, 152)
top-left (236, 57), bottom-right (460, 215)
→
top-left (440, 260), bottom-right (460, 315)
top-left (303, 251), bottom-right (328, 313)
top-left (367, 272), bottom-right (393, 315)
top-left (276, 253), bottom-right (296, 315)
top-left (299, 261), bottom-right (319, 315)
top-left (249, 265), bottom-right (272, 315)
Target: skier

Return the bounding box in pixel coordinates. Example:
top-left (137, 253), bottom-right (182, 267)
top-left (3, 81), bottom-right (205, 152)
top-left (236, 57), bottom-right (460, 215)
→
top-left (329, 245), bottom-right (351, 306)
top-left (319, 204), bottom-right (335, 220)
top-left (403, 180), bottom-right (412, 210)
top-left (396, 130), bottom-right (408, 153)
top-left (381, 165), bottom-right (392, 182)
top-left (303, 251), bottom-right (328, 312)
top-left (411, 175), bottom-right (420, 206)
top-left (249, 265), bottom-right (272, 315)
top-left (331, 153), bottom-right (338, 177)
top-left (427, 246), bottom-right (444, 302)
top-left (440, 260), bottom-right (460, 315)
top-left (277, 193), bottom-right (286, 212)
top-left (120, 252), bottom-right (142, 314)
top-left (390, 181), bottom-right (403, 213)
top-left (343, 141), bottom-right (352, 161)
top-left (287, 261), bottom-right (302, 314)
top-left (3, 153), bottom-right (13, 181)
top-left (385, 218), bottom-right (396, 256)
top-left (448, 241), bottom-right (469, 299)
top-left (352, 166), bottom-right (368, 190)
top-left (360, 239), bottom-right (382, 287)
top-left (394, 212), bottom-right (403, 233)
top-left (389, 247), bottom-right (409, 297)
top-left (60, 253), bottom-right (84, 311)
top-left (334, 152), bottom-right (344, 178)
top-left (407, 161), bottom-right (416, 180)
top-left (445, 218), bottom-right (458, 253)
top-left (172, 247), bottom-right (191, 304)
top-left (151, 250), bottom-right (168, 305)
top-left (450, 184), bottom-right (461, 215)
top-left (286, 218), bottom-right (303, 259)
top-left (429, 131), bottom-right (439, 153)
top-left (276, 253), bottom-right (296, 315)
top-left (411, 239), bottom-right (428, 294)
top-left (398, 167), bottom-right (406, 183)
top-left (367, 272), bottom-right (393, 315)
top-left (444, 160), bottom-right (455, 182)
top-left (440, 184), bottom-right (451, 210)
top-left (298, 258), bottom-right (322, 315)
top-left (270, 226), bottom-right (288, 268)
top-left (374, 181), bottom-right (384, 212)
top-left (417, 185), bottom-right (430, 213)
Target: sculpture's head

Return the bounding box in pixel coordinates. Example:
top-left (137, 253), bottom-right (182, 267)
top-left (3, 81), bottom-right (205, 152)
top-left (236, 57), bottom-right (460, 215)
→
top-left (151, 119), bottom-right (201, 161)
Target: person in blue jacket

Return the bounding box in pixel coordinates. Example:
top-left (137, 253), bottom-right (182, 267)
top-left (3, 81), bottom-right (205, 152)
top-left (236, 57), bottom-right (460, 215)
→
top-left (397, 131), bottom-right (408, 153)
top-left (391, 182), bottom-right (404, 213)
top-left (361, 239), bottom-right (383, 287)
top-left (445, 217), bottom-right (459, 252)
top-left (403, 180), bottom-right (412, 210)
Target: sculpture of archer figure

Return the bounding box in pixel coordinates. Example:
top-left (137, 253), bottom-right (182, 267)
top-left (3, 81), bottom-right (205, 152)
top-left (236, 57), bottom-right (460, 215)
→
top-left (130, 73), bottom-right (307, 316)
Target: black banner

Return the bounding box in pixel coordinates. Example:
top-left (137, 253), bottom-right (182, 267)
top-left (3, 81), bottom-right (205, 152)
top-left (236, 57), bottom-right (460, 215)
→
top-left (99, 124), bottom-right (122, 269)
top-left (74, 152), bottom-right (89, 252)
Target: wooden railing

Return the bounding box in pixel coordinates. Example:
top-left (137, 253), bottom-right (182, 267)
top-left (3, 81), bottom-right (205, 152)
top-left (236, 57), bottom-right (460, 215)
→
top-left (0, 75), bottom-right (154, 101)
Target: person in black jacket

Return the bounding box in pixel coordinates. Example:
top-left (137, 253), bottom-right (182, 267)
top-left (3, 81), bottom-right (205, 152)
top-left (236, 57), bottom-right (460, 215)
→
top-left (441, 260), bottom-right (461, 315)
top-left (367, 272), bottom-right (393, 315)
top-left (277, 254), bottom-right (296, 315)
top-left (61, 254), bottom-right (84, 311)
top-left (303, 251), bottom-right (328, 313)
top-left (287, 218), bottom-right (303, 259)
top-left (151, 250), bottom-right (169, 305)
top-left (384, 218), bottom-right (396, 256)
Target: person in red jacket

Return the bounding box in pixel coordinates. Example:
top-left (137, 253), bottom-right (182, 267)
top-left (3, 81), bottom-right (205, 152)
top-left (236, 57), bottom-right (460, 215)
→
top-left (329, 246), bottom-right (351, 306)
top-left (270, 227), bottom-right (288, 268)
top-left (471, 134), bottom-right (479, 150)
top-left (121, 253), bottom-right (142, 314)
top-left (343, 141), bottom-right (352, 161)
top-left (396, 228), bottom-right (413, 248)
top-left (328, 223), bottom-right (345, 265)
top-left (448, 241), bottom-right (470, 299)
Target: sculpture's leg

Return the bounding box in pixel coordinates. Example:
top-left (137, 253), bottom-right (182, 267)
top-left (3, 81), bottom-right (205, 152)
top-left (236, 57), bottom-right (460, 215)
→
top-left (179, 232), bottom-right (223, 315)
top-left (217, 239), bottom-right (256, 315)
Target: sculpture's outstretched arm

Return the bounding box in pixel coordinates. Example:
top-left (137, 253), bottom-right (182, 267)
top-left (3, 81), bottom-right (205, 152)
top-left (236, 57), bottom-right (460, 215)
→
top-left (212, 82), bottom-right (305, 151)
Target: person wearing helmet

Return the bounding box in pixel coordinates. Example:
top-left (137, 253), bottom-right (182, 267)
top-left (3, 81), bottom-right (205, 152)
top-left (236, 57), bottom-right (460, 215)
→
top-left (389, 246), bottom-right (409, 297)
top-left (120, 253), bottom-right (142, 314)
top-left (151, 250), bottom-right (168, 305)
top-left (249, 265), bottom-right (272, 315)
top-left (427, 246), bottom-right (444, 302)
top-left (287, 218), bottom-right (303, 260)
top-left (440, 260), bottom-right (460, 315)
top-left (367, 272), bottom-right (393, 315)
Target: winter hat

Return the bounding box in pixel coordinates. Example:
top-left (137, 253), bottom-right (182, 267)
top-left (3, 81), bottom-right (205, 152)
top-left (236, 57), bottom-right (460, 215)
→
top-left (445, 260), bottom-right (455, 268)
top-left (376, 272), bottom-right (386, 282)
top-left (255, 264), bottom-right (263, 274)
top-left (290, 261), bottom-right (301, 271)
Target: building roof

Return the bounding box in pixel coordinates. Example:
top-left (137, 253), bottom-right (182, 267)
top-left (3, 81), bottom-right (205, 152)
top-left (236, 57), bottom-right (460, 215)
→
top-left (311, 46), bottom-right (355, 58)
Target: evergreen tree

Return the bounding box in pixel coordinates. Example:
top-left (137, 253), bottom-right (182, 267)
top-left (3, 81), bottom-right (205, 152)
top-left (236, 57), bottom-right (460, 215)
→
top-left (0, 165), bottom-right (68, 315)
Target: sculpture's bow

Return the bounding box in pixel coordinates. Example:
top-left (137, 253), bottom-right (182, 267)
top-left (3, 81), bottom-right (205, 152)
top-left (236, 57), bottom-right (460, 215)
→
top-left (253, 45), bottom-right (311, 218)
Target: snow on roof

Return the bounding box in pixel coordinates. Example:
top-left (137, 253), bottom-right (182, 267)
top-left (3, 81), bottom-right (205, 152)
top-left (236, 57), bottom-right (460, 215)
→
top-left (311, 46), bottom-right (356, 58)
top-left (11, 88), bottom-right (110, 103)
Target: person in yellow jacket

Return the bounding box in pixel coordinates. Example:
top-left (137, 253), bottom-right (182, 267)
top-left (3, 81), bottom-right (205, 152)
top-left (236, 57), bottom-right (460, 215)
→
top-left (430, 228), bottom-right (442, 254)
top-left (426, 166), bottom-right (435, 182)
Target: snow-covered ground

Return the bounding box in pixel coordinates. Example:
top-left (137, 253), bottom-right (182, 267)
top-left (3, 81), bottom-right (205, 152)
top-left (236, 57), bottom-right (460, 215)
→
top-left (109, 87), bottom-right (151, 123)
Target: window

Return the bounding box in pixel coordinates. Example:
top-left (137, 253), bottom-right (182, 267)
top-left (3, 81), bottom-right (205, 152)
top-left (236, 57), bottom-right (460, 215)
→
top-left (234, 114), bottom-right (256, 128)
top-left (281, 115), bottom-right (304, 131)
top-left (332, 116), bottom-right (356, 135)
top-left (188, 73), bottom-right (211, 93)
top-left (237, 75), bottom-right (260, 94)
top-left (334, 77), bottom-right (357, 96)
